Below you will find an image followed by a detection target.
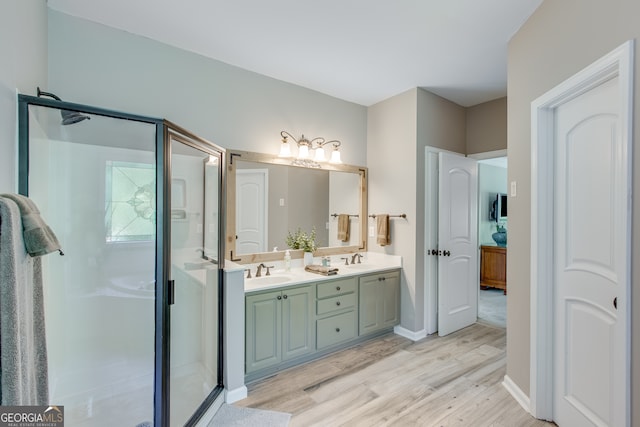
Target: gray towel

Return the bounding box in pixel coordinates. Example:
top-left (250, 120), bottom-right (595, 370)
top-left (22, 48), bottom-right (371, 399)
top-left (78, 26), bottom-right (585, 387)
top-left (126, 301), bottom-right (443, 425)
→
top-left (0, 194), bottom-right (63, 257)
top-left (0, 197), bottom-right (49, 405)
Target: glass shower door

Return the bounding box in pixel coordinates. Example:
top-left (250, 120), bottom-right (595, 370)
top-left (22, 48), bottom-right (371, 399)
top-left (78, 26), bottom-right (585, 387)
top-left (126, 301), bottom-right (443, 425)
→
top-left (167, 132), bottom-right (222, 426)
top-left (25, 104), bottom-right (157, 427)
top-left (19, 95), bottom-right (225, 427)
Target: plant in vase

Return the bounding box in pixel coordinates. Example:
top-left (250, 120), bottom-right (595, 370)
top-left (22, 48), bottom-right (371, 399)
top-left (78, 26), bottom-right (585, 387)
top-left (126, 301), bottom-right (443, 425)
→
top-left (285, 227), bottom-right (317, 265)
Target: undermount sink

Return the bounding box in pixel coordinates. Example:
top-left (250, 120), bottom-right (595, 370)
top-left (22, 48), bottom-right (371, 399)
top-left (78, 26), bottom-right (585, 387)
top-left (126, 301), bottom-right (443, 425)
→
top-left (344, 263), bottom-right (369, 270)
top-left (248, 275), bottom-right (293, 286)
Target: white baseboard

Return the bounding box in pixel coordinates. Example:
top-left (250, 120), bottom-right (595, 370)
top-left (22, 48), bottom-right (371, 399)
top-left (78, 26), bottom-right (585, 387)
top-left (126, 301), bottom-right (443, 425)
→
top-left (502, 375), bottom-right (530, 413)
top-left (394, 325), bottom-right (427, 341)
top-left (225, 386), bottom-right (248, 404)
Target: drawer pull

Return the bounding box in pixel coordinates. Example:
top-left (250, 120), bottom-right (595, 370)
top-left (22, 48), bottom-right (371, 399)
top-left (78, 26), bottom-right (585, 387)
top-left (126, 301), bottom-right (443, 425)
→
top-left (336, 301), bottom-right (341, 306)
top-left (335, 328), bottom-right (341, 333)
top-left (336, 286), bottom-right (341, 291)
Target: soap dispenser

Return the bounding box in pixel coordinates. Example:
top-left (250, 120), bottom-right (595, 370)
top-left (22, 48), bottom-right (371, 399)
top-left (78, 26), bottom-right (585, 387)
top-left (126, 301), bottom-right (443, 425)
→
top-left (284, 250), bottom-right (291, 272)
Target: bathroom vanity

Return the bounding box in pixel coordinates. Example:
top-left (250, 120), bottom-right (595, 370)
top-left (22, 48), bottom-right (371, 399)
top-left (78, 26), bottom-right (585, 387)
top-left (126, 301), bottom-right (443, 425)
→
top-left (243, 255), bottom-right (401, 382)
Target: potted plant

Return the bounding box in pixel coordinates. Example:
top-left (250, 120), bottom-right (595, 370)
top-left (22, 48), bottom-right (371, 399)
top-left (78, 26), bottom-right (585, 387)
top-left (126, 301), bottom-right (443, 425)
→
top-left (286, 227), bottom-right (317, 265)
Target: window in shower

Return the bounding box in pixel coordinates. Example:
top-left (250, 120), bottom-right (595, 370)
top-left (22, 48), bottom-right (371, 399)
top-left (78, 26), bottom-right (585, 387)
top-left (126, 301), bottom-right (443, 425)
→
top-left (105, 160), bottom-right (156, 242)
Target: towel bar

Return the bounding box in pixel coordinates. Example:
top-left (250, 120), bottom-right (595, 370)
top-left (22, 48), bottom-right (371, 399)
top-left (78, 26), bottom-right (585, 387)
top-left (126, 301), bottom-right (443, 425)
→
top-left (369, 214), bottom-right (407, 219)
top-left (331, 213), bottom-right (359, 218)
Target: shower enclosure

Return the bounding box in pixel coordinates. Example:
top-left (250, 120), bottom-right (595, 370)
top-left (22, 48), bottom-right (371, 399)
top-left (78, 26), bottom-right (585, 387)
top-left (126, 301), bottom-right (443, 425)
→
top-left (17, 94), bottom-right (225, 426)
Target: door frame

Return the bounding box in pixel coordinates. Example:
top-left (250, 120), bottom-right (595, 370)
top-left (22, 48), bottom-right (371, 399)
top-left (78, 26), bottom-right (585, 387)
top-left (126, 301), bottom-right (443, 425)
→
top-left (424, 146), bottom-right (458, 334)
top-left (424, 146), bottom-right (482, 335)
top-left (529, 40), bottom-right (633, 421)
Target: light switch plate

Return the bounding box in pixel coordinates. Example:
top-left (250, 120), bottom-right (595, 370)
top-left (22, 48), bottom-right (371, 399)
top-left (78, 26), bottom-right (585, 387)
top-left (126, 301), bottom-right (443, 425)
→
top-left (510, 181), bottom-right (517, 197)
top-left (369, 226), bottom-right (375, 237)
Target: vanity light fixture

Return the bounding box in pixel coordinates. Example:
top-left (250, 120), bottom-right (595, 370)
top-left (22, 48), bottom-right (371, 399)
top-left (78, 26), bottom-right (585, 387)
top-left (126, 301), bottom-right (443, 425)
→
top-left (278, 130), bottom-right (342, 167)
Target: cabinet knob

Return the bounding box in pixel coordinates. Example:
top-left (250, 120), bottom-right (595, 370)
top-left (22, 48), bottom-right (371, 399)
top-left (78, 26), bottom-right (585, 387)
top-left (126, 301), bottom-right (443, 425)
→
top-left (277, 295), bottom-right (282, 300)
top-left (336, 301), bottom-right (341, 306)
top-left (336, 286), bottom-right (341, 291)
top-left (283, 294), bottom-right (288, 299)
top-left (335, 328), bottom-right (341, 333)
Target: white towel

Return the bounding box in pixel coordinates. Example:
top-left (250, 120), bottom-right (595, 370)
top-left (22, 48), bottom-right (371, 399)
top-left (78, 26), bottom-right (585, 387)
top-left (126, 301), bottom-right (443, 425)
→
top-left (0, 196), bottom-right (49, 405)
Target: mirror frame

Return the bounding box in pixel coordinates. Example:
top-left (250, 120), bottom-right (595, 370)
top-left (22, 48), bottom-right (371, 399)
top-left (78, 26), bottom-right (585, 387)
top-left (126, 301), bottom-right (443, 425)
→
top-left (225, 149), bottom-right (367, 264)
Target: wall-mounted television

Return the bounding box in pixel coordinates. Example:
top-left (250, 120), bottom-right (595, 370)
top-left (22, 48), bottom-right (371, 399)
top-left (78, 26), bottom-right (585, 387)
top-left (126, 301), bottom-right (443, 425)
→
top-left (489, 193), bottom-right (507, 222)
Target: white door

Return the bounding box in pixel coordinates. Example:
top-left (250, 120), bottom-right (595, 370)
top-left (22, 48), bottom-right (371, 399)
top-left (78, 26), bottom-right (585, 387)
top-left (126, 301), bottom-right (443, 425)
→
top-left (236, 169), bottom-right (268, 254)
top-left (437, 152), bottom-right (478, 336)
top-left (553, 75), bottom-right (627, 426)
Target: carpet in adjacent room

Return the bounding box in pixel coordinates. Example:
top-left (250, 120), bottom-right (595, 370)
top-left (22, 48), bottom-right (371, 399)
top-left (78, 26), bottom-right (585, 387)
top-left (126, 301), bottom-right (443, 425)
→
top-left (478, 288), bottom-right (506, 328)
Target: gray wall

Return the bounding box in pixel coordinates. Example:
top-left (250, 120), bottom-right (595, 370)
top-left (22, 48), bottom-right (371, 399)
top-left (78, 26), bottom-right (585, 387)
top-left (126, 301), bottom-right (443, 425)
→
top-left (46, 10), bottom-right (367, 167)
top-left (0, 0), bottom-right (48, 192)
top-left (367, 88), bottom-right (467, 333)
top-left (466, 97), bottom-right (507, 154)
top-left (367, 89), bottom-right (419, 329)
top-left (507, 0), bottom-right (640, 420)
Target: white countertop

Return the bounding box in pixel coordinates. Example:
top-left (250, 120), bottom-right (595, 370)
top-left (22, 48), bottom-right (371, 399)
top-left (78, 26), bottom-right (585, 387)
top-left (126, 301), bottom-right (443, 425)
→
top-left (239, 252), bottom-right (402, 293)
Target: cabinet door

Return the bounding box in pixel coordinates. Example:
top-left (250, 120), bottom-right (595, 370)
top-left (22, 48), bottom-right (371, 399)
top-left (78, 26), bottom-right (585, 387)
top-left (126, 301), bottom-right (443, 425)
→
top-left (359, 275), bottom-right (382, 335)
top-left (282, 286), bottom-right (315, 361)
top-left (246, 290), bottom-right (282, 373)
top-left (381, 272), bottom-right (400, 327)
top-left (359, 271), bottom-right (401, 336)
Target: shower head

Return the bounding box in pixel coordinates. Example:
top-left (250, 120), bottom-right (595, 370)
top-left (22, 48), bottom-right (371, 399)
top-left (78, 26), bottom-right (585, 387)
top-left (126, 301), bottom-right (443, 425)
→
top-left (36, 87), bottom-right (91, 126)
top-left (61, 110), bottom-right (90, 125)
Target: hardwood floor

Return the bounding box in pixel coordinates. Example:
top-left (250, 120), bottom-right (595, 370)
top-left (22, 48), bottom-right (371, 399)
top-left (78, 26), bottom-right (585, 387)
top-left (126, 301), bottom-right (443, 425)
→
top-left (237, 323), bottom-right (555, 426)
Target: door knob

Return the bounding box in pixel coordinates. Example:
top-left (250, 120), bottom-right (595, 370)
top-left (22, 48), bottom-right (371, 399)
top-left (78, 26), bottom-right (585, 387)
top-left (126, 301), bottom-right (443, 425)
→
top-left (277, 295), bottom-right (282, 300)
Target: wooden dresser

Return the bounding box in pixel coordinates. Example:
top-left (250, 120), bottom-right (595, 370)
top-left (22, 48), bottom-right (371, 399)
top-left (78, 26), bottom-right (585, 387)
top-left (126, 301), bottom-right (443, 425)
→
top-left (480, 245), bottom-right (507, 294)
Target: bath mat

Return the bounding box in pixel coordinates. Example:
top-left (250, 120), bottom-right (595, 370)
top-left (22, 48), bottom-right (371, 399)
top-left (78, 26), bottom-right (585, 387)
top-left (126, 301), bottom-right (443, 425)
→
top-left (208, 404), bottom-right (291, 427)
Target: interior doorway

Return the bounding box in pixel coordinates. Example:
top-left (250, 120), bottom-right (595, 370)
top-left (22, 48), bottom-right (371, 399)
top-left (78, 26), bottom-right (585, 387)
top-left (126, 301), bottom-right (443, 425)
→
top-left (476, 155), bottom-right (507, 328)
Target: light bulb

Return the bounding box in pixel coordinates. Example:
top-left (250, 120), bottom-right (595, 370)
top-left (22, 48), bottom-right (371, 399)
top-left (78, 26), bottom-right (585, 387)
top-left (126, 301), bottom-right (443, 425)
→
top-left (298, 144), bottom-right (309, 159)
top-left (279, 141), bottom-right (291, 158)
top-left (330, 149), bottom-right (342, 164)
top-left (314, 146), bottom-right (326, 162)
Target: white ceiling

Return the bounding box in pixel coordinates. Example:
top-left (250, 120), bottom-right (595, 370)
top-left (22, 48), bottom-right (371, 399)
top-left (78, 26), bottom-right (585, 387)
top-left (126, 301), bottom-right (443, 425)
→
top-left (46, 0), bottom-right (542, 107)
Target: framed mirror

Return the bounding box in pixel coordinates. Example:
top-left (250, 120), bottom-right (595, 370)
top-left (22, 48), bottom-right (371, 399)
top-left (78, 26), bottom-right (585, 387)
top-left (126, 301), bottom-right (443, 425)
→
top-left (225, 150), bottom-right (367, 263)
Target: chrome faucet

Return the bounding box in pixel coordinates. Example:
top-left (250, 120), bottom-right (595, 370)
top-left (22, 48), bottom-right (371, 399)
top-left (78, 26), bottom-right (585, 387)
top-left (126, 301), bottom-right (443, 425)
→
top-left (351, 253), bottom-right (363, 264)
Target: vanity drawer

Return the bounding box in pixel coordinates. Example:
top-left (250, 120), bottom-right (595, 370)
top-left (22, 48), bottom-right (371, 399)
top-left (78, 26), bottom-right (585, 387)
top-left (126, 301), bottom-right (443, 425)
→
top-left (317, 293), bottom-right (356, 315)
top-left (317, 278), bottom-right (356, 299)
top-left (317, 311), bottom-right (356, 349)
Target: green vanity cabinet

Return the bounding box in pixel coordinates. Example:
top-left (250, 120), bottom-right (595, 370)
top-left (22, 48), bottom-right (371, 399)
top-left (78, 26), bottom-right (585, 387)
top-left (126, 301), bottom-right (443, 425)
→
top-left (359, 270), bottom-right (401, 336)
top-left (245, 269), bottom-right (401, 380)
top-left (245, 285), bottom-right (315, 374)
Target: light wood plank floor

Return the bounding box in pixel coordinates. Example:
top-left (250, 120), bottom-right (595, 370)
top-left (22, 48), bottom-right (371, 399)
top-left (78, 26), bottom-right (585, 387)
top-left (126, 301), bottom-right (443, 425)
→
top-left (238, 323), bottom-right (556, 426)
